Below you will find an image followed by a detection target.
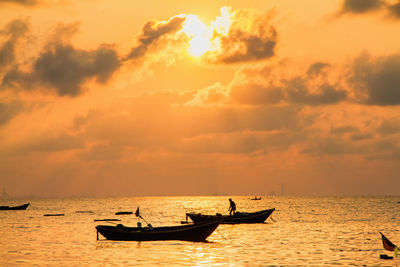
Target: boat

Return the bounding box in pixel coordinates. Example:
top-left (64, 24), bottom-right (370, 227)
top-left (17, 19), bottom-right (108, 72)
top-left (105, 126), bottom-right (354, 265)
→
top-left (0, 203), bottom-right (29, 210)
top-left (251, 197), bottom-right (261, 200)
top-left (96, 218), bottom-right (222, 242)
top-left (186, 208), bottom-right (275, 224)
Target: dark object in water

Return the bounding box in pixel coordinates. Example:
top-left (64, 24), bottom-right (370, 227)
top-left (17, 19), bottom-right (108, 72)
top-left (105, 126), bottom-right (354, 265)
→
top-left (115, 211), bottom-right (133, 215)
top-left (94, 219), bottom-right (121, 222)
top-left (96, 218), bottom-right (222, 242)
top-left (186, 208), bottom-right (275, 224)
top-left (0, 203), bottom-right (29, 210)
top-left (251, 197), bottom-right (261, 200)
top-left (380, 232), bottom-right (398, 251)
top-left (43, 213), bottom-right (64, 216)
top-left (380, 254), bottom-right (393, 260)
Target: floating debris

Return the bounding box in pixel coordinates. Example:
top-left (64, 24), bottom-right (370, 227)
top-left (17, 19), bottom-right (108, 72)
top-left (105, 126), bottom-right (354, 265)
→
top-left (380, 254), bottom-right (393, 260)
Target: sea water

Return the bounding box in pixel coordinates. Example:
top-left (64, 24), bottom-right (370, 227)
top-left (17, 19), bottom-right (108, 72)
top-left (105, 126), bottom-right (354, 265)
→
top-left (0, 196), bottom-right (399, 266)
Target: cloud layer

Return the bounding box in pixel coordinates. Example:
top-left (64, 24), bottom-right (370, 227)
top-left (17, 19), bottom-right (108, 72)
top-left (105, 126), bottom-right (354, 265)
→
top-left (1, 24), bottom-right (121, 97)
top-left (339, 0), bottom-right (400, 18)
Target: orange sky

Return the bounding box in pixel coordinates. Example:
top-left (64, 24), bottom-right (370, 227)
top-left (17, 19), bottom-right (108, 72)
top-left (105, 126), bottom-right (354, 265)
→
top-left (1, 0), bottom-right (400, 197)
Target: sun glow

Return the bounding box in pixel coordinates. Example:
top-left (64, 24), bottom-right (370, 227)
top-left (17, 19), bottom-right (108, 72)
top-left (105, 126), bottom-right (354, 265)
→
top-left (181, 7), bottom-right (233, 57)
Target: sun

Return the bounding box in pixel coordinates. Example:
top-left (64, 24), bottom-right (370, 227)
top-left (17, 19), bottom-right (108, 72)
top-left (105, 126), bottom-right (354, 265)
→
top-left (181, 7), bottom-right (233, 58)
top-left (182, 15), bottom-right (213, 57)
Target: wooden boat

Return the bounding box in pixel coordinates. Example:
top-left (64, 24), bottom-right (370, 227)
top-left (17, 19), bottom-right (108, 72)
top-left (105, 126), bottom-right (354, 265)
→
top-left (96, 218), bottom-right (222, 242)
top-left (186, 208), bottom-right (275, 224)
top-left (0, 203), bottom-right (29, 210)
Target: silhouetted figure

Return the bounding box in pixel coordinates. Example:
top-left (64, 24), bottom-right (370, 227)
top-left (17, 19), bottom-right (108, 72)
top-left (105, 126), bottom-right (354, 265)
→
top-left (228, 198), bottom-right (236, 216)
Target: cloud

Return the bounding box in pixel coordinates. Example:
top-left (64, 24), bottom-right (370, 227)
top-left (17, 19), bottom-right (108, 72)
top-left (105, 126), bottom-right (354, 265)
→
top-left (0, 0), bottom-right (38, 6)
top-left (348, 53), bottom-right (400, 105)
top-left (340, 0), bottom-right (386, 14)
top-left (388, 2), bottom-right (400, 18)
top-left (306, 62), bottom-right (331, 77)
top-left (208, 12), bottom-right (277, 64)
top-left (125, 16), bottom-right (186, 61)
top-left (229, 62), bottom-right (347, 106)
top-left (0, 19), bottom-right (29, 71)
top-left (338, 0), bottom-right (400, 19)
top-left (1, 23), bottom-right (121, 97)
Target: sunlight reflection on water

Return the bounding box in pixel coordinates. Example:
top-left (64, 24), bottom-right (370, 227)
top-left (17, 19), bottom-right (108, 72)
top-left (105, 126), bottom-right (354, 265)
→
top-left (0, 196), bottom-right (399, 266)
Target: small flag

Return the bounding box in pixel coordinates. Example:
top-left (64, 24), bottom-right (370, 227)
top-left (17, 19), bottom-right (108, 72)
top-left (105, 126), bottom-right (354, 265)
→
top-left (135, 207), bottom-right (140, 217)
top-left (380, 232), bottom-right (397, 252)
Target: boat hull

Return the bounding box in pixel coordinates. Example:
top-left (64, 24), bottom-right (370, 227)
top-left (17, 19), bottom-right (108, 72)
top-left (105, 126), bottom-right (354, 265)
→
top-left (0, 203), bottom-right (29, 210)
top-left (187, 208), bottom-right (275, 224)
top-left (96, 219), bottom-right (222, 242)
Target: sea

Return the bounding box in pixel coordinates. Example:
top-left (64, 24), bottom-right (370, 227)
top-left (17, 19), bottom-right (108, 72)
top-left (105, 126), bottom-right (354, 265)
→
top-left (0, 196), bottom-right (399, 266)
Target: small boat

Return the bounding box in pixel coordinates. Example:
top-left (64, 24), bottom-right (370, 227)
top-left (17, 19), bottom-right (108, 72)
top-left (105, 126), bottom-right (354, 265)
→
top-left (251, 197), bottom-right (261, 200)
top-left (0, 203), bottom-right (29, 210)
top-left (186, 208), bottom-right (275, 224)
top-left (96, 219), bottom-right (222, 242)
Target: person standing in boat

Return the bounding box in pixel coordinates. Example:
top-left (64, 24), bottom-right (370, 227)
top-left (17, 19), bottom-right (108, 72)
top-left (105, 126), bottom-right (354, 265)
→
top-left (228, 198), bottom-right (236, 216)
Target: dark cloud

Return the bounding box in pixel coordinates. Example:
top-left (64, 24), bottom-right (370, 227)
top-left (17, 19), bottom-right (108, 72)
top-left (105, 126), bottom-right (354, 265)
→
top-left (306, 62), bottom-right (331, 77)
top-left (230, 62), bottom-right (347, 106)
top-left (348, 53), bottom-right (400, 105)
top-left (339, 0), bottom-right (400, 19)
top-left (285, 78), bottom-right (347, 105)
top-left (0, 19), bottom-right (29, 71)
top-left (1, 24), bottom-right (121, 97)
top-left (126, 16), bottom-right (185, 60)
top-left (0, 0), bottom-right (38, 6)
top-left (341, 0), bottom-right (386, 14)
top-left (212, 14), bottom-right (277, 64)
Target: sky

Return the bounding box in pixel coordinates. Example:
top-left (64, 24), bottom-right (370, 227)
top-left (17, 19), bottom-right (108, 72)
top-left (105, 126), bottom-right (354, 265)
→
top-left (0, 0), bottom-right (400, 197)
